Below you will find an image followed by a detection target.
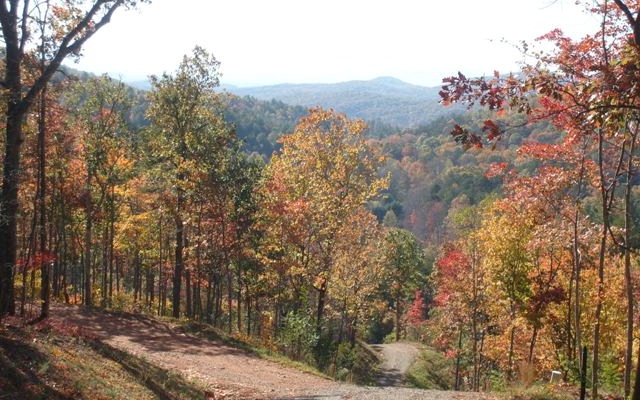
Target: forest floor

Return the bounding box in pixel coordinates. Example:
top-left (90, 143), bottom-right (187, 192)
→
top-left (3, 303), bottom-right (499, 400)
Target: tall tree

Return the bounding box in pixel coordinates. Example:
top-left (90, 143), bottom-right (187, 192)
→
top-left (144, 46), bottom-right (233, 319)
top-left (0, 0), bottom-right (150, 317)
top-left (380, 228), bottom-right (426, 342)
top-left (258, 108), bottom-right (388, 334)
top-left (64, 75), bottom-right (133, 306)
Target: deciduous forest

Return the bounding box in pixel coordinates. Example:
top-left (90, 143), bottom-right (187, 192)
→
top-left (2, 1), bottom-right (640, 399)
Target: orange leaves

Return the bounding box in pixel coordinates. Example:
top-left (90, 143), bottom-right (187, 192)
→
top-left (257, 108), bottom-right (388, 325)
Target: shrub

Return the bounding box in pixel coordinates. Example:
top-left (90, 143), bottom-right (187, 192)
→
top-left (277, 312), bottom-right (318, 362)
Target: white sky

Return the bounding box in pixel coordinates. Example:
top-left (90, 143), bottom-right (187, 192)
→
top-left (72, 0), bottom-right (599, 88)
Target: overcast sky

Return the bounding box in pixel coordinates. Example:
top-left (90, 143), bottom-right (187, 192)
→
top-left (71, 0), bottom-right (599, 88)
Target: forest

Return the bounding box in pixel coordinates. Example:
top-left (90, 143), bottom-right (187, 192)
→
top-left (1, 1), bottom-right (640, 399)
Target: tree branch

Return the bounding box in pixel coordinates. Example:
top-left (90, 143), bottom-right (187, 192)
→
top-left (612, 0), bottom-right (640, 45)
top-left (23, 0), bottom-right (126, 109)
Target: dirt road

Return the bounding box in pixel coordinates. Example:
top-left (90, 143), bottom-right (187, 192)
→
top-left (51, 304), bottom-right (495, 400)
top-left (371, 342), bottom-right (421, 386)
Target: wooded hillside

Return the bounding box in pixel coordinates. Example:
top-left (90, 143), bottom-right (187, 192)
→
top-left (1, 2), bottom-right (640, 399)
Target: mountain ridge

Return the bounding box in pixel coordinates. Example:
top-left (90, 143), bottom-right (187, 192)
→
top-left (130, 76), bottom-right (458, 129)
top-left (221, 76), bottom-right (446, 128)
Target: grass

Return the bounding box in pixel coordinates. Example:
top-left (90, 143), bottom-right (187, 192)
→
top-left (405, 346), bottom-right (455, 390)
top-left (0, 318), bottom-right (208, 400)
top-left (404, 345), bottom-right (609, 400)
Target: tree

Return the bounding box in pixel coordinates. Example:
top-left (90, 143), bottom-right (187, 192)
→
top-left (0, 0), bottom-right (150, 318)
top-left (144, 46), bottom-right (233, 319)
top-left (330, 208), bottom-right (385, 345)
top-left (438, 2), bottom-right (640, 395)
top-left (257, 108), bottom-right (388, 334)
top-left (64, 75), bottom-right (133, 307)
top-left (431, 241), bottom-right (487, 391)
top-left (380, 228), bottom-right (426, 342)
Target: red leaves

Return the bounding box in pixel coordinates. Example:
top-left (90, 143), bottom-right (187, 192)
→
top-left (451, 124), bottom-right (482, 149)
top-left (485, 162), bottom-right (510, 179)
top-left (482, 120), bottom-right (501, 141)
top-left (440, 72), bottom-right (506, 111)
top-left (433, 246), bottom-right (471, 307)
top-left (16, 251), bottom-right (57, 272)
top-left (407, 290), bottom-right (428, 325)
top-left (449, 120), bottom-right (503, 150)
top-left (440, 71), bottom-right (515, 149)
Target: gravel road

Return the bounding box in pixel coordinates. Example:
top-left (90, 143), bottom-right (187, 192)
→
top-left (51, 304), bottom-right (496, 400)
top-left (370, 342), bottom-right (421, 386)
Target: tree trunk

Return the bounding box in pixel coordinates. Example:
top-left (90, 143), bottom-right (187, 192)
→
top-left (185, 269), bottom-right (192, 318)
top-left (0, 25), bottom-right (27, 318)
top-left (623, 134), bottom-right (637, 397)
top-left (38, 86), bottom-right (50, 320)
top-left (528, 326), bottom-right (539, 364)
top-left (173, 195), bottom-right (184, 319)
top-left (455, 328), bottom-right (463, 390)
top-left (0, 102), bottom-right (24, 318)
top-left (237, 268), bottom-right (242, 333)
top-left (227, 269), bottom-right (233, 333)
top-left (572, 213), bottom-right (582, 368)
top-left (593, 129), bottom-right (613, 398)
top-left (246, 293), bottom-right (252, 336)
top-left (206, 278), bottom-right (213, 324)
top-left (507, 324), bottom-right (516, 381)
top-left (83, 172), bottom-right (93, 307)
top-left (633, 340), bottom-right (640, 400)
top-left (101, 225), bottom-right (108, 307)
top-left (395, 295), bottom-right (402, 342)
top-left (315, 281), bottom-right (327, 336)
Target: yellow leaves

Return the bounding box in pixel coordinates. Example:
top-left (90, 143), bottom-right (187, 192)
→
top-left (257, 108), bottom-right (388, 320)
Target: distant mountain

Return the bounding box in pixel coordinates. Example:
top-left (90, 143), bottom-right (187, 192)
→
top-left (128, 80), bottom-right (152, 91)
top-left (222, 77), bottom-right (458, 128)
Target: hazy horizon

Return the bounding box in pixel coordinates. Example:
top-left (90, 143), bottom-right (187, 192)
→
top-left (71, 1), bottom-right (599, 89)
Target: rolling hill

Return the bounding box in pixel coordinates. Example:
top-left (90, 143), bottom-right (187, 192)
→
top-left (223, 76), bottom-right (458, 129)
top-left (129, 76), bottom-right (462, 130)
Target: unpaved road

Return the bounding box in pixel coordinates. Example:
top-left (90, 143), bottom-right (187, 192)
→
top-left (52, 304), bottom-right (495, 400)
top-left (371, 342), bottom-right (421, 386)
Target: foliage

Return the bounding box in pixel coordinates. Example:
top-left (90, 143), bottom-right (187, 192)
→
top-left (0, 0), bottom-right (151, 319)
top-left (143, 46), bottom-right (236, 319)
top-left (332, 342), bottom-right (379, 384)
top-left (430, 2), bottom-right (640, 397)
top-left (12, 2), bottom-right (640, 392)
top-left (278, 312), bottom-right (318, 362)
top-left (379, 228), bottom-right (428, 341)
top-left (222, 95), bottom-right (307, 158)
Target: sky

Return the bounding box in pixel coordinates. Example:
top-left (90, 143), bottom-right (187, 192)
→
top-left (71, 0), bottom-right (600, 88)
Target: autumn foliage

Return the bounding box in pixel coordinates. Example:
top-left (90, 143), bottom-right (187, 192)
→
top-left (7, 1), bottom-right (640, 395)
top-left (432, 1), bottom-right (640, 397)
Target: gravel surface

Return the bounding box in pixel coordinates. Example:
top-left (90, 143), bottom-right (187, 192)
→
top-left (51, 304), bottom-right (496, 400)
top-left (371, 342), bottom-right (421, 386)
